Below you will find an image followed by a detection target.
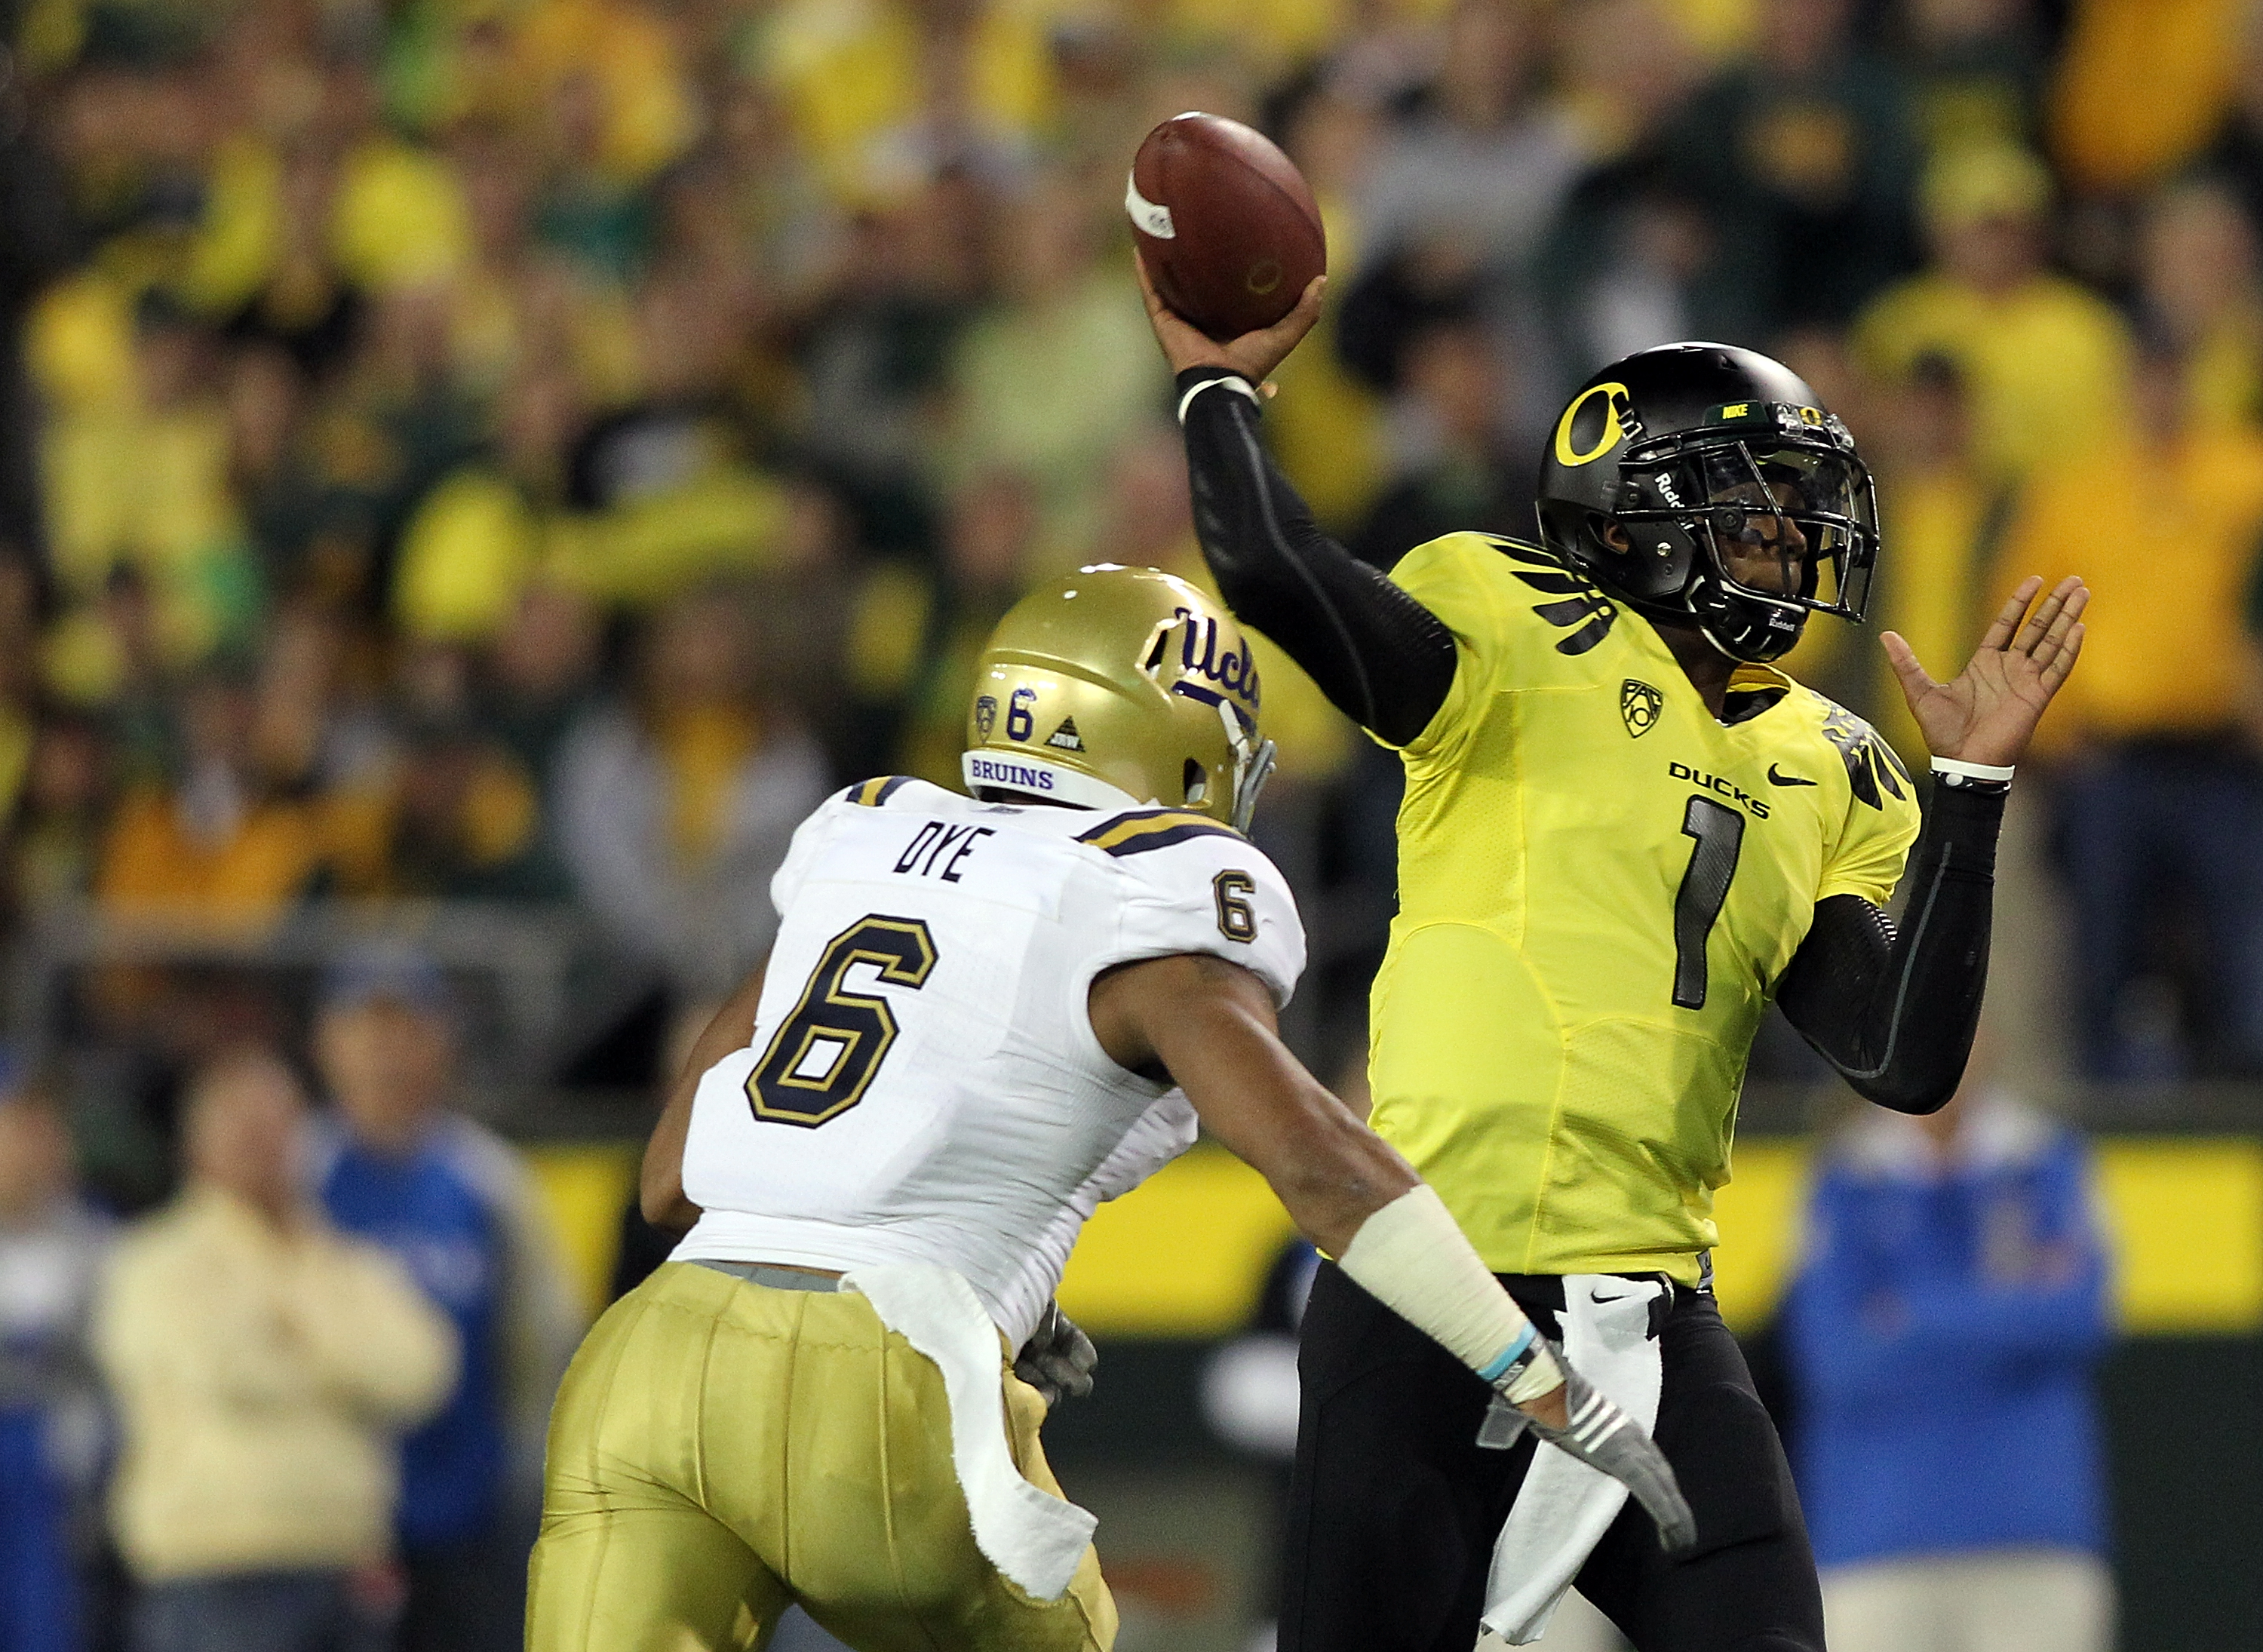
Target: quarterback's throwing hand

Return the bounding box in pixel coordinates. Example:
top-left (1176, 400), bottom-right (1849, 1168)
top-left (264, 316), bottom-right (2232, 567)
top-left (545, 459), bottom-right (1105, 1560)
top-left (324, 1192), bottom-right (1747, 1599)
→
top-left (1135, 250), bottom-right (1325, 386)
top-left (1512, 1353), bottom-right (1697, 1555)
top-left (1881, 574), bottom-right (2088, 768)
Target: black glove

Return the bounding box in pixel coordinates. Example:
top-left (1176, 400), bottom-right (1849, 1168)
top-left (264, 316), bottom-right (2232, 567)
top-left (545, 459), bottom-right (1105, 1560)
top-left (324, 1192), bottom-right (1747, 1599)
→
top-left (1480, 1348), bottom-right (1696, 1555)
top-left (1013, 1301), bottom-right (1098, 1409)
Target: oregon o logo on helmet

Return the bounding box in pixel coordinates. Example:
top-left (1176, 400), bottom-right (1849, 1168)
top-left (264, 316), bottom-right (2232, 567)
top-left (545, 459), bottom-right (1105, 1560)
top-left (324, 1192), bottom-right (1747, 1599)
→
top-left (1555, 381), bottom-right (1636, 468)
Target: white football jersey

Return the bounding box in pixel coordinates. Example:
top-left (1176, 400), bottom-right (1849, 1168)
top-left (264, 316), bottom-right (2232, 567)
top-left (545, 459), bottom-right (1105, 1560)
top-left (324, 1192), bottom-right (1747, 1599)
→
top-left (675, 776), bottom-right (1305, 1346)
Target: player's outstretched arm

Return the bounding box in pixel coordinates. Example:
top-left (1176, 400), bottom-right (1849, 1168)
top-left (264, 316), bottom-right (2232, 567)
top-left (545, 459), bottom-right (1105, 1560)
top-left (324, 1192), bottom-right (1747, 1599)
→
top-left (1090, 953), bottom-right (1696, 1552)
top-left (1136, 254), bottom-right (1459, 747)
top-left (639, 960), bottom-right (769, 1236)
top-left (1779, 576), bottom-right (2088, 1113)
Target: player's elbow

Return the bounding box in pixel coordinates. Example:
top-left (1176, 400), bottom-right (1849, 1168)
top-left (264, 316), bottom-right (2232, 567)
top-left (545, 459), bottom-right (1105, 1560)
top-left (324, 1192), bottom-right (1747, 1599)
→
top-left (1847, 1066), bottom-right (1957, 1116)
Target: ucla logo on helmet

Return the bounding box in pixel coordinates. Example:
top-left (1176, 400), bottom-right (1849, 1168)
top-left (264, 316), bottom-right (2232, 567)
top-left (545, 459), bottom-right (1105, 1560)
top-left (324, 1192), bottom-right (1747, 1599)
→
top-left (1173, 607), bottom-right (1260, 711)
top-left (973, 695), bottom-right (998, 739)
top-left (1621, 678), bottom-right (1663, 738)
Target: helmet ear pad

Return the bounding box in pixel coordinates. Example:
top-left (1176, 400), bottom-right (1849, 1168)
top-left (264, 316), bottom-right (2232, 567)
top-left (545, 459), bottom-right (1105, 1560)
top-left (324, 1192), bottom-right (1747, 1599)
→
top-left (1596, 511), bottom-right (1701, 603)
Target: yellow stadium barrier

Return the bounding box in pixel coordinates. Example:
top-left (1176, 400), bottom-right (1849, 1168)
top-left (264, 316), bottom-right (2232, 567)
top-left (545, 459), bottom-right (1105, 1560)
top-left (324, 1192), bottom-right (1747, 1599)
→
top-left (528, 1135), bottom-right (2263, 1337)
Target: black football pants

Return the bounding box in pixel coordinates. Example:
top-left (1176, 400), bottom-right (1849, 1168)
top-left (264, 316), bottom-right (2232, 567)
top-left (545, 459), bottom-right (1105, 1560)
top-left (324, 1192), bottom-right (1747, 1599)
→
top-left (1280, 1263), bottom-right (1825, 1652)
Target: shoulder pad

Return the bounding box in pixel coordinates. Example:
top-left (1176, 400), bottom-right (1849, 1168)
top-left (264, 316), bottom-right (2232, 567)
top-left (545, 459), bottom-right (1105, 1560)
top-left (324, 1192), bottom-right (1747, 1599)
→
top-left (1075, 808), bottom-right (1244, 858)
top-left (841, 775), bottom-right (918, 808)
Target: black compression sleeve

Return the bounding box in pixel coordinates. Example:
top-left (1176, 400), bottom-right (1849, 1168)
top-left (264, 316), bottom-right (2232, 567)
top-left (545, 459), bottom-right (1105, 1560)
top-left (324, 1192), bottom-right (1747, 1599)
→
top-left (1774, 783), bottom-right (2007, 1114)
top-left (1177, 368), bottom-right (1458, 745)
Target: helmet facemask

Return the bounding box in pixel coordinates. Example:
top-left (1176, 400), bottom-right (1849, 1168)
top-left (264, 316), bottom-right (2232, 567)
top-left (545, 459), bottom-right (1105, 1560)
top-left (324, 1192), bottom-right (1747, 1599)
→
top-left (1607, 429), bottom-right (1878, 664)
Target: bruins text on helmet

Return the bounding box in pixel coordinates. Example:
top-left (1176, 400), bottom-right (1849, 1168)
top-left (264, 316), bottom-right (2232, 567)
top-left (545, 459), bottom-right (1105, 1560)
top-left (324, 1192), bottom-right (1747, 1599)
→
top-left (961, 563), bottom-right (1277, 831)
top-left (1536, 341), bottom-right (1879, 665)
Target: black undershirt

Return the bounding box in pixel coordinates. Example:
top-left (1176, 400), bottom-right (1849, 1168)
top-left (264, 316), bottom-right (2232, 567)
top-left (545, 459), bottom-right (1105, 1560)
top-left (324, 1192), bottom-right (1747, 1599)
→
top-left (1177, 367), bottom-right (1997, 1114)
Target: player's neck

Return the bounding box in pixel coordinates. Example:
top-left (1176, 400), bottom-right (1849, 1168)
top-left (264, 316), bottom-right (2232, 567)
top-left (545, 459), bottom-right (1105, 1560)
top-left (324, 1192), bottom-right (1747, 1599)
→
top-left (1654, 622), bottom-right (1736, 719)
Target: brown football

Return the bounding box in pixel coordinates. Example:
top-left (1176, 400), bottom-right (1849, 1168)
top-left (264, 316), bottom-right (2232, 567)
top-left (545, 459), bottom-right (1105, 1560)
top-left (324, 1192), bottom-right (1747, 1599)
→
top-left (1128, 112), bottom-right (1326, 342)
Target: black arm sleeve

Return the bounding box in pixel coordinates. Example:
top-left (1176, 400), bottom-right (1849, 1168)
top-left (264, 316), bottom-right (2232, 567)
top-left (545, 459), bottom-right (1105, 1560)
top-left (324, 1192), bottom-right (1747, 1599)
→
top-left (1773, 783), bottom-right (2007, 1114)
top-left (1177, 367), bottom-right (1458, 745)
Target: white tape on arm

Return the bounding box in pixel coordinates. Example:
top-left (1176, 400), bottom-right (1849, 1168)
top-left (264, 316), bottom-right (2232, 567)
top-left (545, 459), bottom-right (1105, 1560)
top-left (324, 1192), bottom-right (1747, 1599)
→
top-left (1337, 1185), bottom-right (1560, 1398)
top-left (1177, 374), bottom-right (1262, 425)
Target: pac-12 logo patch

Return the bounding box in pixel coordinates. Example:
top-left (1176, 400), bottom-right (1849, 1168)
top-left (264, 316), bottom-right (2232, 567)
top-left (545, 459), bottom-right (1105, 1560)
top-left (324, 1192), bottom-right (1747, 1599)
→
top-left (1621, 679), bottom-right (1663, 738)
top-left (973, 695), bottom-right (998, 739)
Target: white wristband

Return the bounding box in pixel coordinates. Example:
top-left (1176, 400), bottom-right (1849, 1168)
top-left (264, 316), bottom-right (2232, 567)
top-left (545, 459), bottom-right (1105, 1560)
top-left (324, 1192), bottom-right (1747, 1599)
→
top-left (1930, 756), bottom-right (2016, 785)
top-left (1177, 374), bottom-right (1260, 425)
top-left (1337, 1185), bottom-right (1543, 1386)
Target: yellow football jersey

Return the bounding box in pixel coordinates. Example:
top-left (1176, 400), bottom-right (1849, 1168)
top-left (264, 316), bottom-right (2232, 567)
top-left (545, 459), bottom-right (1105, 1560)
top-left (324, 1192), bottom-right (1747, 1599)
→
top-left (1368, 533), bottom-right (1922, 1282)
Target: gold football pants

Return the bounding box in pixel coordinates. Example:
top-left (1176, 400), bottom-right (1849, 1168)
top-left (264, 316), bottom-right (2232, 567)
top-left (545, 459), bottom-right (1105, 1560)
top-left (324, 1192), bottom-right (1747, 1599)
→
top-left (527, 1261), bottom-right (1116, 1652)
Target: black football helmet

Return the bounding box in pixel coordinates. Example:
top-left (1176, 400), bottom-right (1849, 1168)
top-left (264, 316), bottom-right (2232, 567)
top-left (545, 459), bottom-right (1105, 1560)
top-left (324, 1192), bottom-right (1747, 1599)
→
top-left (1535, 342), bottom-right (1878, 664)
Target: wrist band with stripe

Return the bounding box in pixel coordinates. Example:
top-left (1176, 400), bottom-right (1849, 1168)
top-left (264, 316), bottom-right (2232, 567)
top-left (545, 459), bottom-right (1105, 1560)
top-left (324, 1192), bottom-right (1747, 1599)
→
top-left (1177, 374), bottom-right (1260, 425)
top-left (1476, 1322), bottom-right (1537, 1383)
top-left (1930, 756), bottom-right (2016, 785)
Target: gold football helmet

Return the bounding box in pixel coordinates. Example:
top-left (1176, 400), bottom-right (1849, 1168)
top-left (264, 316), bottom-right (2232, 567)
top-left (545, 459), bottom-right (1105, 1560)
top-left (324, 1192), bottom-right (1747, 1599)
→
top-left (963, 564), bottom-right (1276, 830)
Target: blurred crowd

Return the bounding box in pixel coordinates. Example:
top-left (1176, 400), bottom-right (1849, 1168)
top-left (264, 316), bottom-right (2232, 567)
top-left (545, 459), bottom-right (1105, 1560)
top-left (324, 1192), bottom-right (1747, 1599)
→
top-left (0, 0), bottom-right (2256, 1101)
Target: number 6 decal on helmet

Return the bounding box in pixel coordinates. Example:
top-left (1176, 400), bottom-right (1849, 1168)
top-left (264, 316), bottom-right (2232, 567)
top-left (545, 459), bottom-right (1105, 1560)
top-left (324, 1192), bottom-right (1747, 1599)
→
top-left (748, 916), bottom-right (938, 1127)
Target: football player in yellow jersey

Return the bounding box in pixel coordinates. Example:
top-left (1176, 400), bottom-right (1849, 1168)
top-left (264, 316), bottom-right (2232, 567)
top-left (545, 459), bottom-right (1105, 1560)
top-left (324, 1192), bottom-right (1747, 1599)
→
top-left (1141, 263), bottom-right (2086, 1652)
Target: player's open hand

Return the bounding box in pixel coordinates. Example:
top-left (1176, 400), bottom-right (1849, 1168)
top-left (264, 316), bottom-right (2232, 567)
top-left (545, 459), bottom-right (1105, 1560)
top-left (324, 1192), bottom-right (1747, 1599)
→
top-left (1135, 250), bottom-right (1325, 388)
top-left (1882, 575), bottom-right (2088, 769)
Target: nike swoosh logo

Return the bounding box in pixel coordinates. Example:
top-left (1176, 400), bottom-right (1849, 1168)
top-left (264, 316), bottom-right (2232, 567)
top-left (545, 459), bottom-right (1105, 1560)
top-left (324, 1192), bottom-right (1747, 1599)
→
top-left (1767, 764), bottom-right (1816, 787)
top-left (1590, 1291), bottom-right (1634, 1303)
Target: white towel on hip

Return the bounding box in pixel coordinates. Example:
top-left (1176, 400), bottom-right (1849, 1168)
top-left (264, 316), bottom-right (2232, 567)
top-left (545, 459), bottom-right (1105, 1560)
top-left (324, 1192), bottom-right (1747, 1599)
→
top-left (843, 1262), bottom-right (1098, 1600)
top-left (1480, 1274), bottom-right (1671, 1646)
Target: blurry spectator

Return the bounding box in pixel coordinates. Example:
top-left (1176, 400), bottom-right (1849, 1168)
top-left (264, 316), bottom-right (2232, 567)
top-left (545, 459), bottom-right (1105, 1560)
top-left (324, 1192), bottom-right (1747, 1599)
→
top-left (1354, 0), bottom-right (1583, 305)
top-left (1855, 142), bottom-right (2133, 480)
top-left (846, 468), bottom-right (1037, 788)
top-left (0, 1070), bottom-right (110, 1652)
top-left (2050, 0), bottom-right (2244, 196)
top-left (308, 951), bottom-right (582, 1652)
top-left (794, 179), bottom-right (984, 555)
top-left (1352, 315), bottom-right (1532, 567)
top-left (477, 578), bottom-right (602, 786)
top-left (1260, 78), bottom-right (1387, 530)
top-left (2136, 178), bottom-right (2263, 431)
top-left (946, 172), bottom-right (1165, 570)
top-left (1845, 355), bottom-right (2014, 763)
top-left (43, 293), bottom-right (263, 671)
top-left (1537, 0), bottom-right (1750, 391)
top-left (557, 586), bottom-right (829, 998)
top-left (390, 367), bottom-right (577, 644)
top-left (1667, 0), bottom-right (1919, 329)
top-left (94, 1048), bottom-right (456, 1652)
top-left (754, 0), bottom-right (1055, 197)
top-left (95, 668), bottom-right (342, 923)
top-left (1784, 1055), bottom-right (2113, 1652)
top-left (2001, 345), bottom-right (2263, 1076)
top-left (1895, 0), bottom-right (2052, 159)
top-left (10, 712), bottom-right (112, 912)
top-left (2204, 11), bottom-right (2263, 235)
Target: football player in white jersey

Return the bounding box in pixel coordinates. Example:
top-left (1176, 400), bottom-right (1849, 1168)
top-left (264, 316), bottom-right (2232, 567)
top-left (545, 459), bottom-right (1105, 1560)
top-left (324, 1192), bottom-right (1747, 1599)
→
top-left (526, 566), bottom-right (1692, 1652)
